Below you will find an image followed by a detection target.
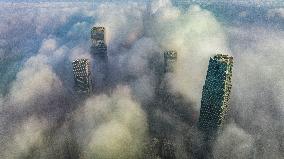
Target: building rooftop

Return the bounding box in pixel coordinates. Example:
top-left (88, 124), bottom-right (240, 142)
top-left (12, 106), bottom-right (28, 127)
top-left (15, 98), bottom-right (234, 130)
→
top-left (72, 58), bottom-right (89, 64)
top-left (91, 26), bottom-right (105, 33)
top-left (213, 54), bottom-right (233, 64)
top-left (164, 50), bottom-right (177, 59)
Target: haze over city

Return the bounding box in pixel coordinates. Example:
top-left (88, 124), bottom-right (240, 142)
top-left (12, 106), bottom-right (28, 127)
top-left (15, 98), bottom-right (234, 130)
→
top-left (0, 0), bottom-right (283, 159)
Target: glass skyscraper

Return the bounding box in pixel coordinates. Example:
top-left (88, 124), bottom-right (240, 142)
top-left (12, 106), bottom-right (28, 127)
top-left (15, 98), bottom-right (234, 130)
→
top-left (198, 54), bottom-right (233, 136)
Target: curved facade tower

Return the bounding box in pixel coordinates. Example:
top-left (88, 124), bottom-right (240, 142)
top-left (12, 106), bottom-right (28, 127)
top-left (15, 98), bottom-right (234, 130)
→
top-left (198, 54), bottom-right (233, 136)
top-left (72, 59), bottom-right (92, 95)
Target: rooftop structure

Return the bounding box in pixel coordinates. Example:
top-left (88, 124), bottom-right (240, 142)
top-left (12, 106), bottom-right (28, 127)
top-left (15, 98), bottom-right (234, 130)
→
top-left (91, 26), bottom-right (107, 59)
top-left (72, 59), bottom-right (92, 94)
top-left (164, 50), bottom-right (177, 73)
top-left (91, 27), bottom-right (105, 45)
top-left (198, 54), bottom-right (233, 136)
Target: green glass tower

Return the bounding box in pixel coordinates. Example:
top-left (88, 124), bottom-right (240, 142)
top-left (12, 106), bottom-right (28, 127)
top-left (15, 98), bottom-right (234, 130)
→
top-left (198, 54), bottom-right (233, 135)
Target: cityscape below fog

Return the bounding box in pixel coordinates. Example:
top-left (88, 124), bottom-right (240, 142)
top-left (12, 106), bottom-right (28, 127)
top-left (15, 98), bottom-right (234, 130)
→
top-left (0, 1), bottom-right (283, 159)
top-left (71, 26), bottom-right (234, 158)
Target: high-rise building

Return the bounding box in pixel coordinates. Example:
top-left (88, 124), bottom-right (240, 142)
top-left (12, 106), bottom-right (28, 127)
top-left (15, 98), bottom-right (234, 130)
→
top-left (90, 27), bottom-right (108, 91)
top-left (91, 27), bottom-right (105, 43)
top-left (91, 27), bottom-right (107, 60)
top-left (164, 50), bottom-right (177, 73)
top-left (198, 54), bottom-right (233, 135)
top-left (72, 59), bottom-right (92, 94)
top-left (150, 138), bottom-right (176, 159)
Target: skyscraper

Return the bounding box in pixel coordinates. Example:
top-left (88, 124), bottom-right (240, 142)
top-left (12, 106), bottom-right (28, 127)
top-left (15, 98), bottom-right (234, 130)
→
top-left (72, 59), bottom-right (92, 94)
top-left (90, 27), bottom-right (108, 91)
top-left (164, 50), bottom-right (177, 73)
top-left (91, 27), bottom-right (105, 42)
top-left (150, 138), bottom-right (176, 159)
top-left (198, 54), bottom-right (233, 135)
top-left (159, 50), bottom-right (179, 112)
top-left (91, 27), bottom-right (107, 60)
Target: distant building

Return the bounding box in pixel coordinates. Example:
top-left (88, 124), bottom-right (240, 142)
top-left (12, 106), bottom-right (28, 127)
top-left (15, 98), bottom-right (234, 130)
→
top-left (150, 138), bottom-right (176, 159)
top-left (198, 54), bottom-right (233, 136)
top-left (72, 59), bottom-right (92, 94)
top-left (164, 50), bottom-right (177, 73)
top-left (90, 27), bottom-right (108, 91)
top-left (91, 27), bottom-right (107, 60)
top-left (91, 27), bottom-right (105, 43)
top-left (159, 139), bottom-right (176, 159)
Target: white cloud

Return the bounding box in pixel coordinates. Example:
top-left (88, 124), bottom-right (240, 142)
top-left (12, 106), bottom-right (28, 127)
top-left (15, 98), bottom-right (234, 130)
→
top-left (227, 25), bottom-right (284, 159)
top-left (9, 38), bottom-right (64, 107)
top-left (74, 86), bottom-right (148, 158)
top-left (9, 56), bottom-right (62, 106)
top-left (213, 123), bottom-right (254, 159)
top-left (148, 4), bottom-right (230, 109)
top-left (3, 116), bottom-right (48, 159)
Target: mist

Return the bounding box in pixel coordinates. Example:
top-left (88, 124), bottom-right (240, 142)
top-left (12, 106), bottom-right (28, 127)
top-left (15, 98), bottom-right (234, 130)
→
top-left (0, 0), bottom-right (283, 159)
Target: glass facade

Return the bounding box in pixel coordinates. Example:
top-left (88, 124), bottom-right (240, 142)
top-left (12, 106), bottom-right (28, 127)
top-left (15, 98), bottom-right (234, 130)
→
top-left (198, 54), bottom-right (233, 135)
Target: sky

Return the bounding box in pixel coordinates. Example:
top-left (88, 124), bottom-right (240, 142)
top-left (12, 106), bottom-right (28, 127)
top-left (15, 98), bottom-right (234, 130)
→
top-left (0, 0), bottom-right (283, 159)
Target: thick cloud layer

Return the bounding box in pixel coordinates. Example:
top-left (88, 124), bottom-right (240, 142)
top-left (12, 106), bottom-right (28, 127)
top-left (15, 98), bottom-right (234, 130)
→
top-left (213, 123), bottom-right (254, 159)
top-left (148, 3), bottom-right (230, 108)
top-left (0, 0), bottom-right (283, 159)
top-left (74, 86), bottom-right (147, 159)
top-left (226, 26), bottom-right (284, 159)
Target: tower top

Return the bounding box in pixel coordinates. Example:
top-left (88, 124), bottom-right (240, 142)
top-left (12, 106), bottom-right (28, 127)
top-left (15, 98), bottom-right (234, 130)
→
top-left (164, 50), bottom-right (177, 73)
top-left (164, 50), bottom-right (177, 59)
top-left (213, 54), bottom-right (233, 65)
top-left (72, 59), bottom-right (91, 76)
top-left (91, 27), bottom-right (105, 33)
top-left (91, 27), bottom-right (105, 41)
top-left (72, 58), bottom-right (89, 64)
